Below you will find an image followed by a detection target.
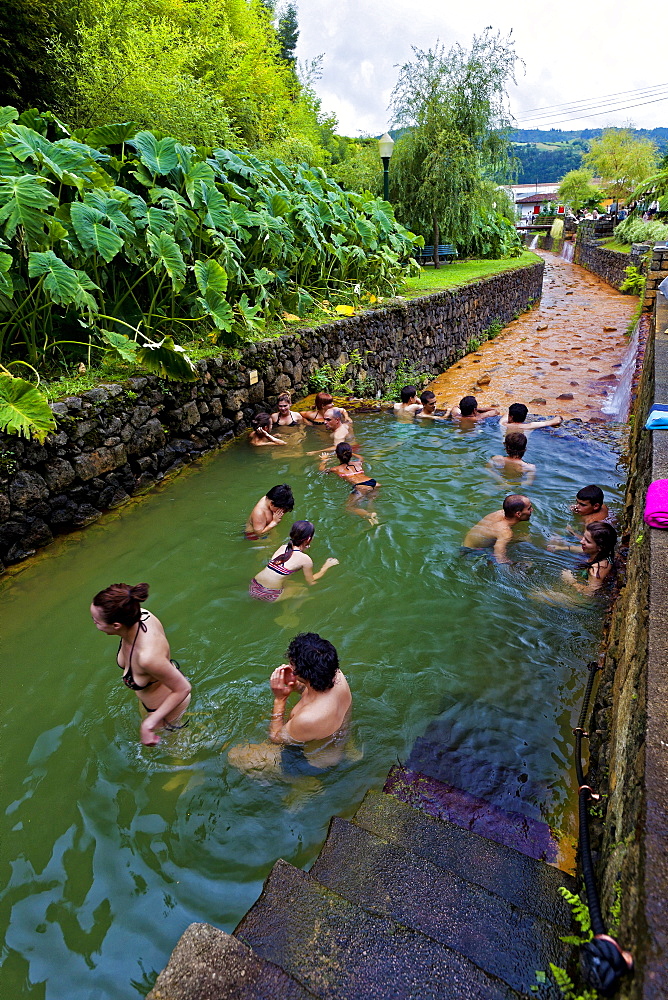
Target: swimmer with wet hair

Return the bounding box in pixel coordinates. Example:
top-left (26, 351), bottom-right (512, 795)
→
top-left (488, 432), bottom-right (536, 485)
top-left (561, 522), bottom-right (617, 594)
top-left (90, 583), bottom-right (191, 746)
top-left (319, 442), bottom-right (380, 524)
top-left (306, 407), bottom-right (354, 455)
top-left (301, 392), bottom-right (350, 426)
top-left (249, 412), bottom-right (287, 446)
top-left (450, 395), bottom-right (499, 426)
top-left (245, 484), bottom-right (295, 540)
top-left (271, 393), bottom-right (303, 428)
top-left (394, 385), bottom-right (421, 415)
top-left (415, 391), bottom-right (451, 421)
top-left (227, 632), bottom-right (352, 775)
top-left (249, 521), bottom-right (339, 602)
top-left (462, 494), bottom-right (533, 563)
top-left (549, 484), bottom-right (612, 550)
top-left (500, 402), bottom-right (562, 436)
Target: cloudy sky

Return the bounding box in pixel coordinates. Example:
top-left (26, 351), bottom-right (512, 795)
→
top-left (295, 0), bottom-right (668, 137)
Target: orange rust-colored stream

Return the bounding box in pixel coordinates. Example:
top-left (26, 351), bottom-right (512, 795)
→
top-left (429, 252), bottom-right (638, 420)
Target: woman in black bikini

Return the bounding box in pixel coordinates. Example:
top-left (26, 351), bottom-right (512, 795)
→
top-left (90, 583), bottom-right (191, 745)
top-left (320, 443), bottom-right (380, 524)
top-left (271, 393), bottom-right (303, 428)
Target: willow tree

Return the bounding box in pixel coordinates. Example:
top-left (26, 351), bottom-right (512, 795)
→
top-left (584, 128), bottom-right (658, 215)
top-left (389, 29), bottom-right (520, 264)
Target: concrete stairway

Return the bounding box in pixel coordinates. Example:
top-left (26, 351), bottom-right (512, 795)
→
top-left (148, 769), bottom-right (577, 1000)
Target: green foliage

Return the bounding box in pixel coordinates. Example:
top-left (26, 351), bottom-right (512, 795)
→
top-left (382, 359), bottom-right (433, 401)
top-left (584, 128), bottom-right (659, 205)
top-left (467, 336), bottom-right (481, 352)
top-left (615, 215), bottom-right (668, 245)
top-left (0, 107), bottom-right (419, 435)
top-left (277, 3), bottom-right (299, 64)
top-left (620, 265), bottom-right (646, 296)
top-left (389, 29), bottom-right (520, 256)
top-left (485, 319), bottom-right (504, 339)
top-left (557, 887), bottom-right (593, 946)
top-left (0, 371), bottom-right (57, 442)
top-left (558, 169), bottom-right (603, 212)
top-left (309, 350), bottom-right (372, 397)
top-left (546, 964), bottom-right (597, 1000)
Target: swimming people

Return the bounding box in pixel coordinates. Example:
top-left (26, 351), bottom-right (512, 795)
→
top-left (306, 407), bottom-right (354, 455)
top-left (245, 484), bottom-right (295, 540)
top-left (450, 396), bottom-right (499, 427)
top-left (90, 583), bottom-right (191, 746)
top-left (249, 412), bottom-right (287, 446)
top-left (571, 485), bottom-right (610, 527)
top-left (561, 522), bottom-right (617, 594)
top-left (415, 390), bottom-right (451, 421)
top-left (488, 432), bottom-right (536, 485)
top-left (462, 494), bottom-right (533, 563)
top-left (320, 442), bottom-right (380, 524)
top-left (394, 385), bottom-right (422, 415)
top-left (302, 392), bottom-right (350, 426)
top-left (500, 402), bottom-right (562, 436)
top-left (271, 393), bottom-right (303, 428)
top-left (249, 520), bottom-right (339, 602)
top-left (227, 632), bottom-right (352, 775)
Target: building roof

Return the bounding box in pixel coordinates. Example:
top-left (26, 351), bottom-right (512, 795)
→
top-left (515, 191), bottom-right (559, 205)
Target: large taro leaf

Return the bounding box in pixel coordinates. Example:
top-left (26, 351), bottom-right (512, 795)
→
top-left (136, 337), bottom-right (197, 381)
top-left (75, 122), bottom-right (140, 149)
top-left (183, 161), bottom-right (216, 208)
top-left (82, 191), bottom-right (136, 238)
top-left (146, 231), bottom-right (186, 289)
top-left (28, 250), bottom-right (85, 305)
top-left (101, 330), bottom-right (139, 362)
top-left (0, 251), bottom-right (14, 296)
top-left (0, 373), bottom-right (57, 442)
top-left (194, 258), bottom-right (232, 330)
top-left (0, 107), bottom-right (19, 129)
top-left (0, 173), bottom-right (58, 247)
top-left (130, 131), bottom-right (178, 176)
top-left (70, 202), bottom-right (124, 262)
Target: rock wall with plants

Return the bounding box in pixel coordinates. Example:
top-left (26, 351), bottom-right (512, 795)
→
top-left (0, 260), bottom-right (543, 571)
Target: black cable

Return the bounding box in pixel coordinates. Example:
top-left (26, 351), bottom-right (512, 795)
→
top-left (519, 81), bottom-right (668, 116)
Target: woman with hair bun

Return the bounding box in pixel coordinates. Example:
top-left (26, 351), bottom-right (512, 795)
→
top-left (90, 583), bottom-right (191, 745)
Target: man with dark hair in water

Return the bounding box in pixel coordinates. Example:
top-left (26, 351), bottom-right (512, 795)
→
top-left (450, 395), bottom-right (499, 427)
top-left (500, 402), bottom-right (562, 436)
top-left (416, 390), bottom-right (451, 421)
top-left (462, 494), bottom-right (533, 563)
top-left (488, 433), bottom-right (536, 485)
top-left (394, 385), bottom-right (421, 415)
top-left (245, 484), bottom-right (295, 540)
top-left (227, 632), bottom-right (352, 775)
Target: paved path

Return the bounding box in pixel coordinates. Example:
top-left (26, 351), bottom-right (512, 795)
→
top-left (430, 251), bottom-right (638, 421)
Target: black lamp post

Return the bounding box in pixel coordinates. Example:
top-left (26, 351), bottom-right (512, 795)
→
top-left (378, 133), bottom-right (394, 201)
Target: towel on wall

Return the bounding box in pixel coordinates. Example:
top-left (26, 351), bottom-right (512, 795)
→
top-left (644, 478), bottom-right (668, 528)
top-left (645, 404), bottom-right (668, 430)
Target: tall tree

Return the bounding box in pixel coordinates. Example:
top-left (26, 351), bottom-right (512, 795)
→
top-left (584, 128), bottom-right (658, 213)
top-left (389, 29), bottom-right (520, 264)
top-left (277, 3), bottom-right (299, 64)
top-left (558, 168), bottom-right (603, 211)
top-left (0, 0), bottom-right (76, 111)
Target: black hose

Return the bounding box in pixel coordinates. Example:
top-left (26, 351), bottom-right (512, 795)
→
top-left (574, 662), bottom-right (633, 995)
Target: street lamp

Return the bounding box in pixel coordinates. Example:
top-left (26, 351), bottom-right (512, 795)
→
top-left (378, 132), bottom-right (394, 202)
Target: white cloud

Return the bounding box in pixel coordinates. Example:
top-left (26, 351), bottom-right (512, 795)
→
top-left (296, 0), bottom-right (668, 136)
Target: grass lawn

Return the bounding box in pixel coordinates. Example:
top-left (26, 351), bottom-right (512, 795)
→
top-left (400, 251), bottom-right (542, 298)
top-left (600, 238), bottom-right (631, 254)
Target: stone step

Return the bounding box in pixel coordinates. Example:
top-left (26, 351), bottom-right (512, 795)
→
top-left (146, 922), bottom-right (317, 1000)
top-left (310, 817), bottom-right (569, 998)
top-left (408, 734), bottom-right (545, 822)
top-left (354, 790), bottom-right (576, 927)
top-left (235, 858), bottom-right (524, 1000)
top-left (384, 764), bottom-right (561, 863)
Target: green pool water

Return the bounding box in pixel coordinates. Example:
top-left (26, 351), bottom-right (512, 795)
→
top-left (0, 414), bottom-right (621, 998)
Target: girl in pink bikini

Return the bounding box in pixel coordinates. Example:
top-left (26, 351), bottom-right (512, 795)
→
top-left (249, 521), bottom-right (339, 602)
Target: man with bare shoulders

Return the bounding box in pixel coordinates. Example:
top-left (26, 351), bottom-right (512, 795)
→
top-left (450, 395), bottom-right (499, 428)
top-left (462, 494), bottom-right (533, 564)
top-left (500, 402), bottom-right (562, 436)
top-left (227, 633), bottom-right (352, 775)
top-left (307, 407), bottom-right (353, 455)
top-left (415, 390), bottom-right (451, 421)
top-left (394, 385), bottom-right (422, 415)
top-left (245, 484), bottom-right (294, 540)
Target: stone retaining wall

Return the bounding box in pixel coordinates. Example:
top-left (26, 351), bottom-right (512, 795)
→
top-left (0, 262), bottom-right (543, 571)
top-left (587, 300), bottom-right (667, 999)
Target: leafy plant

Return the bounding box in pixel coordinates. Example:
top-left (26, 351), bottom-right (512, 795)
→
top-left (620, 265), bottom-right (645, 296)
top-left (381, 359), bottom-right (433, 401)
top-left (467, 336), bottom-right (481, 352)
top-left (486, 319), bottom-right (504, 338)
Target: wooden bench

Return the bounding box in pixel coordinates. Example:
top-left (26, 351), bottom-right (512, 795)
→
top-left (418, 244), bottom-right (458, 265)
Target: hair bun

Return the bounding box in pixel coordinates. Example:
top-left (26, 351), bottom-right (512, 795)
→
top-left (129, 583), bottom-right (150, 602)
